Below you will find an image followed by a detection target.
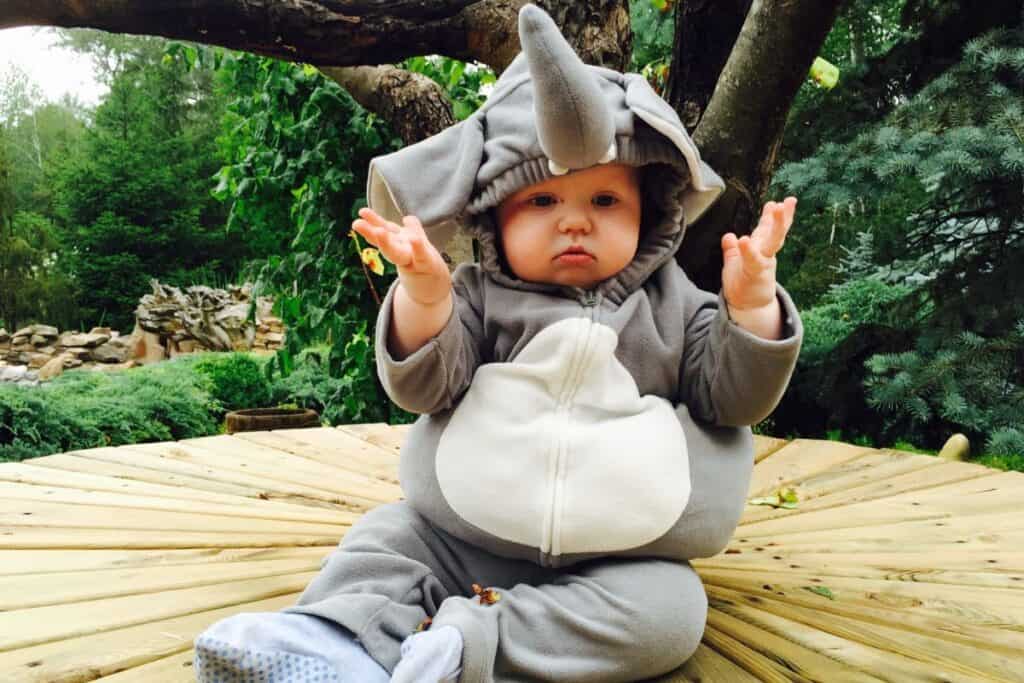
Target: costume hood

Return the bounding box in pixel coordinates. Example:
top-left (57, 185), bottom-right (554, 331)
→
top-left (366, 4), bottom-right (724, 300)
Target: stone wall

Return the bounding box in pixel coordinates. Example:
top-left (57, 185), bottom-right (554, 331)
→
top-left (0, 282), bottom-right (286, 386)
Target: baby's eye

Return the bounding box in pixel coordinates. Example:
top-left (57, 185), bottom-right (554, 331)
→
top-left (528, 195), bottom-right (557, 208)
top-left (593, 194), bottom-right (619, 207)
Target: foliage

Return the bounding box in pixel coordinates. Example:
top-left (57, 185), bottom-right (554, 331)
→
top-left (400, 56), bottom-right (496, 121)
top-left (51, 39), bottom-right (237, 331)
top-left (629, 0), bottom-right (674, 76)
top-left (193, 352), bottom-right (272, 415)
top-left (212, 52), bottom-right (422, 424)
top-left (0, 361), bottom-right (220, 462)
top-left (864, 322), bottom-right (1024, 452)
top-left (267, 343), bottom-right (416, 427)
top-left (772, 27), bottom-right (1024, 464)
top-left (0, 64), bottom-right (85, 331)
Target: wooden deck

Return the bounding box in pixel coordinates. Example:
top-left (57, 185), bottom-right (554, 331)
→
top-left (1, 425), bottom-right (1022, 682)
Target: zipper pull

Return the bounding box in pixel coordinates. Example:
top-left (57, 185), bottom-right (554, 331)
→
top-left (581, 291), bottom-right (599, 307)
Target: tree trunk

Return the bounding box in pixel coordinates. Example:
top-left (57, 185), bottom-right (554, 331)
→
top-left (679, 0), bottom-right (844, 292)
top-left (665, 0), bottom-right (751, 131)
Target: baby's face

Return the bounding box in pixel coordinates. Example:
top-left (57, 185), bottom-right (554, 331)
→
top-left (495, 163), bottom-right (642, 290)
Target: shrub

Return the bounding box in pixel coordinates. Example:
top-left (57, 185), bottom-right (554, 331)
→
top-left (0, 359), bottom-right (220, 462)
top-left (193, 352), bottom-right (273, 415)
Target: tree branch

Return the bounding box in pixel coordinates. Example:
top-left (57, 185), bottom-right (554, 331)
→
top-left (679, 0), bottom-right (844, 292)
top-left (0, 0), bottom-right (488, 67)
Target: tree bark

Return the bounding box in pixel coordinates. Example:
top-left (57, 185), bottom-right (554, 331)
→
top-left (665, 0), bottom-right (751, 131)
top-left (1, 1), bottom-right (483, 67)
top-left (679, 0), bottom-right (843, 292)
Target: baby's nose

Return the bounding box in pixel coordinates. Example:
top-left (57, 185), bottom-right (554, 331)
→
top-left (557, 209), bottom-right (592, 234)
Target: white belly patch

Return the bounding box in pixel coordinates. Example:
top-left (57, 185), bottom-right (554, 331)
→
top-left (435, 317), bottom-right (689, 556)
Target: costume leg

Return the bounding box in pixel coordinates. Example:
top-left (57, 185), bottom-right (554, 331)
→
top-left (429, 556), bottom-right (707, 683)
top-left (283, 500), bottom-right (552, 673)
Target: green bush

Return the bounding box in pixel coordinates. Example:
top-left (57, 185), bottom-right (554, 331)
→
top-left (193, 352), bottom-right (273, 415)
top-left (266, 341), bottom-right (414, 427)
top-left (0, 359), bottom-right (220, 462)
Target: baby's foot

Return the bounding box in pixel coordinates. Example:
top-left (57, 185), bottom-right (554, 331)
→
top-left (390, 625), bottom-right (463, 683)
top-left (194, 611), bottom-right (389, 682)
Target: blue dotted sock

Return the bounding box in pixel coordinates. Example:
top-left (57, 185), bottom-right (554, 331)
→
top-left (193, 612), bottom-right (390, 683)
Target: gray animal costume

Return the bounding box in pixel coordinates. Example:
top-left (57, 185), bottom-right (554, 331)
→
top-left (283, 5), bottom-right (803, 681)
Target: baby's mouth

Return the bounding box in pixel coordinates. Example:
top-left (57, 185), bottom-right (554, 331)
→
top-left (557, 246), bottom-right (598, 266)
top-left (555, 246), bottom-right (594, 261)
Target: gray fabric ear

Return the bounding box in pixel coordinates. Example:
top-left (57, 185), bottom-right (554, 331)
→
top-left (366, 115), bottom-right (485, 250)
top-left (623, 74), bottom-right (725, 224)
top-left (518, 4), bottom-right (616, 172)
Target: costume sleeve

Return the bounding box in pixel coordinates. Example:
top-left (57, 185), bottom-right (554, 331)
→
top-left (679, 277), bottom-right (803, 427)
top-left (373, 264), bottom-right (485, 415)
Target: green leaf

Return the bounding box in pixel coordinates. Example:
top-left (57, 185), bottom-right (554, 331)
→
top-left (803, 585), bottom-right (835, 600)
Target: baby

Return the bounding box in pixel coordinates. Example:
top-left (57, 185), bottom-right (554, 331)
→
top-left (193, 5), bottom-right (802, 683)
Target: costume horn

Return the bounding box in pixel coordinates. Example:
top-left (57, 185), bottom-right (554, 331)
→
top-left (518, 4), bottom-right (617, 175)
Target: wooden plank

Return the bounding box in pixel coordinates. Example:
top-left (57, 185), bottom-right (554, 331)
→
top-left (708, 584), bottom-right (1022, 682)
top-left (738, 472), bottom-right (1023, 538)
top-left (0, 481), bottom-right (357, 527)
top-left (338, 423), bottom-right (408, 455)
top-left (700, 624), bottom-right (805, 683)
top-left (0, 556), bottom-right (324, 611)
top-left (0, 526), bottom-right (341, 550)
top-left (95, 650), bottom-right (195, 683)
top-left (678, 644), bottom-right (761, 682)
top-left (0, 571), bottom-right (318, 652)
top-left (741, 449), bottom-right (949, 524)
top-left (646, 644), bottom-right (755, 683)
top-left (29, 452), bottom-right (267, 500)
top-left (128, 438), bottom-right (401, 504)
top-left (696, 550), bottom-right (1024, 589)
top-left (230, 428), bottom-right (399, 484)
top-left (0, 498), bottom-right (350, 537)
top-left (747, 439), bottom-right (874, 498)
top-left (62, 446), bottom-right (385, 512)
top-left (0, 592), bottom-right (299, 683)
top-left (707, 608), bottom-right (888, 682)
top-left (699, 567), bottom-right (1024, 651)
top-left (0, 546), bottom-right (328, 576)
top-left (752, 435), bottom-right (790, 463)
top-left (0, 461), bottom-right (360, 521)
top-left (172, 432), bottom-right (400, 494)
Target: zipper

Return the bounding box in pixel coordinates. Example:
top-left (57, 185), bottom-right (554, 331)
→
top-left (541, 293), bottom-right (601, 563)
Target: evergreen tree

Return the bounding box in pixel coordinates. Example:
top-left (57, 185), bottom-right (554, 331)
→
top-left (771, 28), bottom-right (1024, 457)
top-left (53, 41), bottom-right (234, 331)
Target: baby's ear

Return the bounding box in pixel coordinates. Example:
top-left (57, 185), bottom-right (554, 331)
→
top-left (367, 115), bottom-right (486, 253)
top-left (623, 74), bottom-right (724, 225)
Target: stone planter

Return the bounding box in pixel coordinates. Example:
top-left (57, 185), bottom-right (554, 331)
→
top-left (224, 408), bottom-right (320, 434)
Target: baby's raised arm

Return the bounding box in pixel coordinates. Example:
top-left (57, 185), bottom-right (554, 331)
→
top-left (352, 208), bottom-right (453, 359)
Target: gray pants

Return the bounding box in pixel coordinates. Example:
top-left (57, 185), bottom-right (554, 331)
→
top-left (285, 502), bottom-right (707, 683)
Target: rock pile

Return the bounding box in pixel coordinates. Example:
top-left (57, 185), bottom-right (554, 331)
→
top-left (135, 281), bottom-right (284, 355)
top-left (0, 325), bottom-right (135, 386)
top-left (0, 281), bottom-right (285, 385)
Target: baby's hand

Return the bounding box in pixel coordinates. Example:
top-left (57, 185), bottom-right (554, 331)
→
top-left (720, 197), bottom-right (796, 311)
top-left (353, 208), bottom-right (451, 306)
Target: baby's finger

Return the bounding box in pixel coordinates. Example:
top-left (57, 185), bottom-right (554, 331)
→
top-left (738, 235), bottom-right (768, 272)
top-left (351, 219), bottom-right (384, 247)
top-left (761, 207), bottom-right (788, 256)
top-left (721, 232), bottom-right (740, 256)
top-left (358, 207), bottom-right (403, 235)
top-left (355, 219), bottom-right (412, 265)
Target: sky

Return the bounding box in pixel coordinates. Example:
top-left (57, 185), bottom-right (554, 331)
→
top-left (0, 27), bottom-right (107, 108)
